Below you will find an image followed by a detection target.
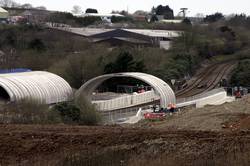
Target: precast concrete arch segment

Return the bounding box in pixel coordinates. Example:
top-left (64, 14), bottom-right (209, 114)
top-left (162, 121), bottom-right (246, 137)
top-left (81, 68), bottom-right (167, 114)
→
top-left (0, 71), bottom-right (73, 104)
top-left (76, 72), bottom-right (176, 108)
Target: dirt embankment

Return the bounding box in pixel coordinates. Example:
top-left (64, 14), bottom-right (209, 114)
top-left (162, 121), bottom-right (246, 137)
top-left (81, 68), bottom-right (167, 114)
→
top-left (1, 96), bottom-right (250, 166)
top-left (0, 125), bottom-right (250, 166)
top-left (145, 96), bottom-right (250, 131)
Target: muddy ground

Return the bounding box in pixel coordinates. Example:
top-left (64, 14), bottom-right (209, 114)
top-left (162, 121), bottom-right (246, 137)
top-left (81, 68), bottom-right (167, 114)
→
top-left (1, 97), bottom-right (250, 166)
top-left (140, 95), bottom-right (250, 131)
top-left (1, 125), bottom-right (250, 166)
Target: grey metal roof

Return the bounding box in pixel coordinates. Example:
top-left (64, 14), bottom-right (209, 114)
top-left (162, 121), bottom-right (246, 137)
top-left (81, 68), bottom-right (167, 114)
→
top-left (59, 28), bottom-right (182, 38)
top-left (124, 29), bottom-right (182, 38)
top-left (0, 71), bottom-right (73, 104)
top-left (93, 37), bottom-right (150, 44)
top-left (76, 72), bottom-right (176, 108)
top-left (66, 28), bottom-right (113, 37)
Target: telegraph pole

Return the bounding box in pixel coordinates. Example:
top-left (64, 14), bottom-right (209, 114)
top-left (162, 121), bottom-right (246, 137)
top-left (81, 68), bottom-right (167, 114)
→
top-left (180, 8), bottom-right (188, 18)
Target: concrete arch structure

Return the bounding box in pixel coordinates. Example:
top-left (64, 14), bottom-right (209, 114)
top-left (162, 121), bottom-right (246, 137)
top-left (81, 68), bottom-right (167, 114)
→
top-left (76, 72), bottom-right (176, 108)
top-left (0, 71), bottom-right (73, 104)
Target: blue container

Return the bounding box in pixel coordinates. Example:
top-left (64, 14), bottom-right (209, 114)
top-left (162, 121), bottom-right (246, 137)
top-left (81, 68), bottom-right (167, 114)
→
top-left (0, 68), bottom-right (32, 74)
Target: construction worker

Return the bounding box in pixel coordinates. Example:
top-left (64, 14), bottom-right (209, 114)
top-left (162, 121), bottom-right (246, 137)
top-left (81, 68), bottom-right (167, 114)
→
top-left (159, 107), bottom-right (164, 113)
top-left (152, 104), bottom-right (157, 113)
top-left (167, 103), bottom-right (176, 113)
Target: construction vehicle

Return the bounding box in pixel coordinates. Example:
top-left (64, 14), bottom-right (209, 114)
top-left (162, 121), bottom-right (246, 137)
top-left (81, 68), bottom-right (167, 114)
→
top-left (235, 91), bottom-right (242, 98)
top-left (144, 103), bottom-right (176, 120)
top-left (144, 112), bottom-right (166, 120)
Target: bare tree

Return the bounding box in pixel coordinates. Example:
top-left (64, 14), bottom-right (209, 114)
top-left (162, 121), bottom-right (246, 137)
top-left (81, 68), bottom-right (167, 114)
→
top-left (195, 13), bottom-right (204, 18)
top-left (11, 1), bottom-right (21, 8)
top-left (0, 48), bottom-right (18, 69)
top-left (0, 0), bottom-right (14, 7)
top-left (36, 6), bottom-right (46, 10)
top-left (133, 10), bottom-right (148, 16)
top-left (21, 3), bottom-right (33, 9)
top-left (71, 5), bottom-right (82, 15)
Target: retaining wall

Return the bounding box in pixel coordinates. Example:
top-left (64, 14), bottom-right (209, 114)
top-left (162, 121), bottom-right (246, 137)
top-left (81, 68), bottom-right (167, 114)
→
top-left (177, 89), bottom-right (235, 108)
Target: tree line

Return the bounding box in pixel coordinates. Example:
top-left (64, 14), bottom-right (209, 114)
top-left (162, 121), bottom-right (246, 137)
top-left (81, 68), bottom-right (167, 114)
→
top-left (1, 11), bottom-right (250, 87)
top-left (0, 0), bottom-right (46, 10)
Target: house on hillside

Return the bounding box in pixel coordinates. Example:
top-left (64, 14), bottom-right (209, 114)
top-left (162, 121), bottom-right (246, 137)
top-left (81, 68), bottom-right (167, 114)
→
top-left (147, 13), bottom-right (183, 24)
top-left (89, 28), bottom-right (182, 49)
top-left (76, 13), bottom-right (124, 23)
top-left (3, 7), bottom-right (51, 23)
top-left (0, 7), bottom-right (9, 22)
top-left (132, 15), bottom-right (147, 22)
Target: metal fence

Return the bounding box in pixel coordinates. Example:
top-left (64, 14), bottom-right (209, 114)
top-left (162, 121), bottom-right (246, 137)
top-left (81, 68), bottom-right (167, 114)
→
top-left (93, 90), bottom-right (160, 111)
top-left (224, 87), bottom-right (250, 96)
top-left (100, 105), bottom-right (152, 124)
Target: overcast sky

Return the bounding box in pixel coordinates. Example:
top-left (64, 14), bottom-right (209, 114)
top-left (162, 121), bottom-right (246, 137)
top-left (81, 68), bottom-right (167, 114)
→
top-left (15, 0), bottom-right (250, 16)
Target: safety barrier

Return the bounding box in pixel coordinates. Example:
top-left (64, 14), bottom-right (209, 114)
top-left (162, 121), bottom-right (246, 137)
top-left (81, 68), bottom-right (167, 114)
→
top-left (94, 88), bottom-right (235, 112)
top-left (177, 88), bottom-right (235, 108)
top-left (195, 91), bottom-right (234, 108)
top-left (93, 90), bottom-right (160, 111)
top-left (177, 88), bottom-right (226, 103)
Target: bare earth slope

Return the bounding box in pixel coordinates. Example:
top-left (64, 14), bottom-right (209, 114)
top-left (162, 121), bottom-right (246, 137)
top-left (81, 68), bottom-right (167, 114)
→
top-left (150, 96), bottom-right (250, 131)
top-left (0, 97), bottom-right (250, 165)
top-left (0, 125), bottom-right (250, 166)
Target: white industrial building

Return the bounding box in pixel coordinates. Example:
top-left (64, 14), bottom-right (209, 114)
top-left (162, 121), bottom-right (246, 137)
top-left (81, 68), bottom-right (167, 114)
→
top-left (51, 26), bottom-right (182, 50)
top-left (75, 13), bottom-right (124, 23)
top-left (0, 7), bottom-right (9, 20)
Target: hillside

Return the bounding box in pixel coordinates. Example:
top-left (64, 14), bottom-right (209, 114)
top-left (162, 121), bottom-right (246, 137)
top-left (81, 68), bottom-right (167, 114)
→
top-left (1, 21), bottom-right (250, 89)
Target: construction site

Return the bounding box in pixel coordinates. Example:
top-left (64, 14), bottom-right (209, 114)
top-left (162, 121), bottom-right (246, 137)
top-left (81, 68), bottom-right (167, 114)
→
top-left (0, 58), bottom-right (249, 166)
top-left (0, 96), bottom-right (250, 165)
top-left (0, 28), bottom-right (249, 165)
top-left (0, 2), bottom-right (250, 165)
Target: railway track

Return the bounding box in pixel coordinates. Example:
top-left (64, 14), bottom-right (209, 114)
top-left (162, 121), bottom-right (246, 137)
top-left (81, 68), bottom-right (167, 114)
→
top-left (176, 64), bottom-right (218, 96)
top-left (176, 62), bottom-right (236, 99)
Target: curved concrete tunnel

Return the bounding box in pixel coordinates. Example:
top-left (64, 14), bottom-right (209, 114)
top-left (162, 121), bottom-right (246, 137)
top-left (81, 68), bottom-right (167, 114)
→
top-left (76, 72), bottom-right (176, 108)
top-left (0, 71), bottom-right (73, 104)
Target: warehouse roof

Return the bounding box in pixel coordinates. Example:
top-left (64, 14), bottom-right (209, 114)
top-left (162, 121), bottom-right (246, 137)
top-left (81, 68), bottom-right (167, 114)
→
top-left (65, 28), bottom-right (113, 37)
top-left (124, 29), bottom-right (182, 38)
top-left (90, 28), bottom-right (181, 39)
top-left (59, 28), bottom-right (182, 38)
top-left (0, 71), bottom-right (73, 104)
top-left (93, 37), bottom-right (150, 44)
